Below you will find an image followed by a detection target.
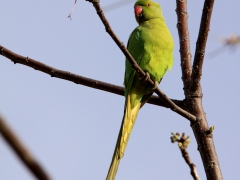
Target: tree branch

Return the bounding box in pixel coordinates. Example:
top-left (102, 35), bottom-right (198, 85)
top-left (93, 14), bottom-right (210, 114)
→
top-left (0, 45), bottom-right (183, 108)
top-left (175, 0), bottom-right (192, 95)
top-left (171, 132), bottom-right (200, 180)
top-left (190, 0), bottom-right (215, 93)
top-left (176, 0), bottom-right (222, 179)
top-left (86, 0), bottom-right (197, 122)
top-left (67, 0), bottom-right (78, 20)
top-left (181, 149), bottom-right (200, 180)
top-left (0, 115), bottom-right (52, 180)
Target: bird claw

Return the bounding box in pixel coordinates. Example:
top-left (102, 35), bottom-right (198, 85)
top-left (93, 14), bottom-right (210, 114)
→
top-left (144, 81), bottom-right (159, 94)
top-left (151, 81), bottom-right (159, 91)
top-left (140, 72), bottom-right (150, 82)
top-left (140, 72), bottom-right (159, 93)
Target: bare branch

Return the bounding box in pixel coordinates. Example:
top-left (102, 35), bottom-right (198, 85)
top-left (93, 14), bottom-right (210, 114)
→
top-left (175, 0), bottom-right (222, 179)
top-left (0, 115), bottom-right (52, 180)
top-left (171, 132), bottom-right (200, 180)
top-left (190, 0), bottom-right (215, 93)
top-left (0, 45), bottom-right (183, 109)
top-left (86, 0), bottom-right (197, 122)
top-left (188, 2), bottom-right (223, 179)
top-left (175, 0), bottom-right (192, 95)
top-left (67, 0), bottom-right (78, 20)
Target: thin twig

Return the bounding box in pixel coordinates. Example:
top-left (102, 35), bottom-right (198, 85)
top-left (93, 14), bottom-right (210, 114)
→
top-left (86, 0), bottom-right (196, 122)
top-left (171, 133), bottom-right (200, 180)
top-left (181, 149), bottom-right (200, 180)
top-left (0, 115), bottom-right (52, 180)
top-left (67, 0), bottom-right (78, 20)
top-left (175, 0), bottom-right (192, 95)
top-left (0, 45), bottom-right (183, 108)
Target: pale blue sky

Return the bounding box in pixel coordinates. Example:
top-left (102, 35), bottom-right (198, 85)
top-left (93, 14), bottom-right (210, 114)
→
top-left (1, 0), bottom-right (240, 179)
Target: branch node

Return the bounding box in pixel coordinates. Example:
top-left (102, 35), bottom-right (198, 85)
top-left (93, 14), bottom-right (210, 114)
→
top-left (11, 58), bottom-right (17, 64)
top-left (181, 11), bottom-right (188, 15)
top-left (187, 93), bottom-right (203, 99)
top-left (176, 22), bottom-right (181, 29)
top-left (204, 126), bottom-right (215, 136)
top-left (93, 81), bottom-right (98, 88)
top-left (190, 117), bottom-right (202, 127)
top-left (26, 56), bottom-right (29, 62)
top-left (97, 8), bottom-right (102, 14)
top-left (120, 42), bottom-right (124, 48)
top-left (105, 27), bottom-right (110, 33)
top-left (177, 0), bottom-right (185, 3)
top-left (183, 69), bottom-right (191, 75)
top-left (180, 37), bottom-right (189, 42)
top-left (171, 108), bottom-right (176, 112)
top-left (51, 70), bottom-right (55, 77)
top-left (197, 145), bottom-right (200, 151)
top-left (0, 47), bottom-right (3, 55)
top-left (207, 161), bottom-right (216, 169)
top-left (198, 50), bottom-right (205, 57)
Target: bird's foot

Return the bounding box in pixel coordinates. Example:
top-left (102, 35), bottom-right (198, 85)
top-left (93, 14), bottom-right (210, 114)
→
top-left (151, 81), bottom-right (159, 91)
top-left (145, 81), bottom-right (159, 94)
top-left (140, 72), bottom-right (150, 82)
top-left (140, 72), bottom-right (160, 93)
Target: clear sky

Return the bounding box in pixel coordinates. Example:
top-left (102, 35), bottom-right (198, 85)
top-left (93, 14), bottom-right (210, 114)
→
top-left (1, 0), bottom-right (240, 179)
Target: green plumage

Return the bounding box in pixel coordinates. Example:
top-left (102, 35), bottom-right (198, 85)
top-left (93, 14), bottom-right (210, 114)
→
top-left (106, 0), bottom-right (174, 179)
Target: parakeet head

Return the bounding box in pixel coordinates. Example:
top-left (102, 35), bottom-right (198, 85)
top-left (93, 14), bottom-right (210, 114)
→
top-left (134, 0), bottom-right (163, 24)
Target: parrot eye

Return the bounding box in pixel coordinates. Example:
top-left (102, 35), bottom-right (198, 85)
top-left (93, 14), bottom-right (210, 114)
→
top-left (147, 3), bottom-right (151, 7)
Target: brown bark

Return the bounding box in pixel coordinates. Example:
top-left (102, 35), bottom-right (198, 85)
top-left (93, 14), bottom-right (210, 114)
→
top-left (0, 45), bottom-right (183, 109)
top-left (0, 116), bottom-right (52, 180)
top-left (176, 0), bottom-right (223, 179)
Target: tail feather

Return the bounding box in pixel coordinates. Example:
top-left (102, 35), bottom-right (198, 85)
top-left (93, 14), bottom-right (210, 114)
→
top-left (106, 95), bottom-right (141, 180)
top-left (106, 135), bottom-right (121, 180)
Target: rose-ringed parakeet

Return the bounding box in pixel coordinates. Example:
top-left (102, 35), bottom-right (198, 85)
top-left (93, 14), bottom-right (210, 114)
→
top-left (106, 0), bottom-right (174, 179)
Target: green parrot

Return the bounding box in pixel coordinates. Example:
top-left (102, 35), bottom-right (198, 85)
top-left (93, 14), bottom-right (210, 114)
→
top-left (106, 0), bottom-right (174, 179)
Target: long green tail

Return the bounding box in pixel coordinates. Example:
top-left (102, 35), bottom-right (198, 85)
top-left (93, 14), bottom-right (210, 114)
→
top-left (105, 131), bottom-right (121, 180)
top-left (106, 95), bottom-right (141, 180)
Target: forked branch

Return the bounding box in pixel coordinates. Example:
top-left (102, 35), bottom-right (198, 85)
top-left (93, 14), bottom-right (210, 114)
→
top-left (176, 0), bottom-right (223, 179)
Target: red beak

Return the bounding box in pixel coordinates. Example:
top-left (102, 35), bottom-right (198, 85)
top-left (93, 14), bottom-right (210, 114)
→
top-left (134, 5), bottom-right (142, 17)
